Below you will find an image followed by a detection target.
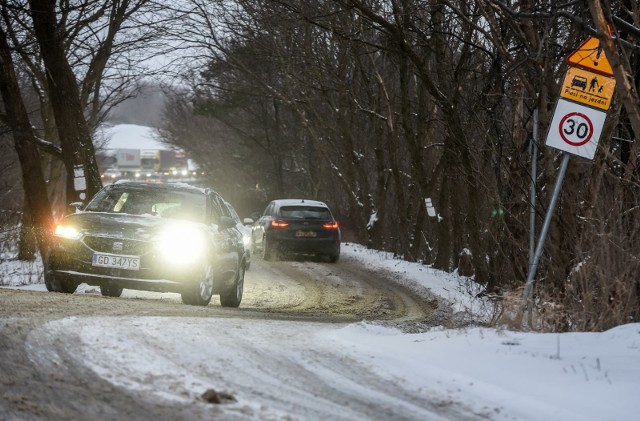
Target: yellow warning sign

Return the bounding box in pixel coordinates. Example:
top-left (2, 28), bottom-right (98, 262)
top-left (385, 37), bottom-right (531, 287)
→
top-left (567, 36), bottom-right (613, 76)
top-left (560, 66), bottom-right (616, 111)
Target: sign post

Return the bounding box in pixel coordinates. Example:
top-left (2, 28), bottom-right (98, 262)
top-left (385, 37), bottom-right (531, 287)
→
top-left (523, 33), bottom-right (617, 316)
top-left (523, 152), bottom-right (570, 311)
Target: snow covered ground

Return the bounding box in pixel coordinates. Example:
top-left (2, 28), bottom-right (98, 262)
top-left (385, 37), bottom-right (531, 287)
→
top-left (3, 243), bottom-right (639, 420)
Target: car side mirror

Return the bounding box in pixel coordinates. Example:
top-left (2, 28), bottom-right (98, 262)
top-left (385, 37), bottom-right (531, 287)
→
top-left (218, 215), bottom-right (236, 231)
top-left (243, 218), bottom-right (254, 225)
top-left (67, 201), bottom-right (84, 214)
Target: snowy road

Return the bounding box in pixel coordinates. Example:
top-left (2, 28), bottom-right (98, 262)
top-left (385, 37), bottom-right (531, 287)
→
top-left (26, 316), bottom-right (479, 420)
top-left (2, 247), bottom-right (637, 421)
top-left (1, 251), bottom-right (472, 420)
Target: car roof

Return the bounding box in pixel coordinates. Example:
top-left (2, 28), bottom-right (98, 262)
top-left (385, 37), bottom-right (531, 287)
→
top-left (111, 180), bottom-right (206, 194)
top-left (271, 199), bottom-right (329, 208)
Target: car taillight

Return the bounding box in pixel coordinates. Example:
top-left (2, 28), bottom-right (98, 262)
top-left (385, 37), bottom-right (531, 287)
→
top-left (323, 221), bottom-right (339, 229)
top-left (271, 220), bottom-right (289, 228)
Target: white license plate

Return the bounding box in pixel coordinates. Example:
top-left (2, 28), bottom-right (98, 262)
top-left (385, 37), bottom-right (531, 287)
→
top-left (92, 253), bottom-right (140, 270)
top-left (296, 230), bottom-right (317, 238)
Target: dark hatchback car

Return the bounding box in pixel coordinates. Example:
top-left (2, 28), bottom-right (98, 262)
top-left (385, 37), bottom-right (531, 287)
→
top-left (252, 199), bottom-right (341, 262)
top-left (46, 181), bottom-right (248, 307)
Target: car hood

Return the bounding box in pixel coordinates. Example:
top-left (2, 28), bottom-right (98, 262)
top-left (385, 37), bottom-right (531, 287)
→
top-left (62, 212), bottom-right (186, 241)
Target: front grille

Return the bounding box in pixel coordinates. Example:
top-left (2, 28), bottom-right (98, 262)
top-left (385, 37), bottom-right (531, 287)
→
top-left (82, 235), bottom-right (150, 255)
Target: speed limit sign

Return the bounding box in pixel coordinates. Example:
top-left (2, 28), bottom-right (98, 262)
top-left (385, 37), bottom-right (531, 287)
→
top-left (545, 98), bottom-right (606, 160)
top-left (558, 112), bottom-right (593, 146)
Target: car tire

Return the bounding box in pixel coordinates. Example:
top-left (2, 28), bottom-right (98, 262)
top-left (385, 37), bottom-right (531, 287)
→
top-left (181, 263), bottom-right (214, 306)
top-left (44, 271), bottom-right (77, 294)
top-left (44, 271), bottom-right (55, 292)
top-left (262, 236), bottom-right (275, 261)
top-left (328, 245), bottom-right (341, 263)
top-left (100, 284), bottom-right (123, 297)
top-left (220, 262), bottom-right (244, 308)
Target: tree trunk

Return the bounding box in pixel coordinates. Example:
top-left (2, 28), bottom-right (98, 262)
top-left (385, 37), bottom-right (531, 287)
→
top-left (588, 0), bottom-right (640, 176)
top-left (434, 169), bottom-right (452, 270)
top-left (28, 0), bottom-right (102, 203)
top-left (0, 26), bottom-right (54, 261)
top-left (17, 199), bottom-right (36, 261)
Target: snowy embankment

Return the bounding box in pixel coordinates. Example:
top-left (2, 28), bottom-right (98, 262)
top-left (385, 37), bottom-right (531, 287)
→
top-left (337, 244), bottom-right (639, 420)
top-left (2, 243), bottom-right (639, 420)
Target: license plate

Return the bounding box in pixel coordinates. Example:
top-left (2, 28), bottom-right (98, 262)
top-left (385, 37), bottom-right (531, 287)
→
top-left (92, 253), bottom-right (140, 270)
top-left (295, 230), bottom-right (317, 238)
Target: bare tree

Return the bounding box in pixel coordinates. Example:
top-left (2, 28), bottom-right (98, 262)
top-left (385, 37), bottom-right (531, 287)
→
top-left (588, 0), bottom-right (640, 175)
top-left (28, 0), bottom-right (103, 202)
top-left (0, 22), bottom-right (54, 261)
top-left (0, 0), bottom-right (180, 260)
top-left (155, 0), bottom-right (640, 330)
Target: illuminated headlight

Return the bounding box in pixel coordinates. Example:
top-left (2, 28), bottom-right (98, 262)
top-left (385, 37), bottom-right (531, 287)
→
top-left (155, 223), bottom-right (207, 264)
top-left (54, 224), bottom-right (82, 240)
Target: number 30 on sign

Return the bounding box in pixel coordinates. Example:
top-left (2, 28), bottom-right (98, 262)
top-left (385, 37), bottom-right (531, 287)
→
top-left (559, 112), bottom-right (593, 146)
top-left (545, 98), bottom-right (607, 160)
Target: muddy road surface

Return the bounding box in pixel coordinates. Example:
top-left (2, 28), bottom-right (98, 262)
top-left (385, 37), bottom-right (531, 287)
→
top-left (0, 252), bottom-right (468, 420)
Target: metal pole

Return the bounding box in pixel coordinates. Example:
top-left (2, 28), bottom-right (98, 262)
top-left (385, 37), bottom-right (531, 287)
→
top-left (529, 109), bottom-right (538, 269)
top-left (523, 152), bottom-right (571, 304)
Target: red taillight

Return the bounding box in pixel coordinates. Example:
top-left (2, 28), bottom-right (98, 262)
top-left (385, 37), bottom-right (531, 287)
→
top-left (271, 220), bottom-right (289, 228)
top-left (323, 221), bottom-right (339, 229)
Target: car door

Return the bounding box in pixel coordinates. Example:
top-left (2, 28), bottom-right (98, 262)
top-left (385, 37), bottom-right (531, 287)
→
top-left (218, 198), bottom-right (244, 267)
top-left (209, 193), bottom-right (240, 284)
top-left (252, 202), bottom-right (275, 249)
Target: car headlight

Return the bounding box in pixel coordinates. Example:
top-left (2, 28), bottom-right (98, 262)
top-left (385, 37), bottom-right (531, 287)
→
top-left (155, 223), bottom-right (207, 264)
top-left (54, 224), bottom-right (82, 240)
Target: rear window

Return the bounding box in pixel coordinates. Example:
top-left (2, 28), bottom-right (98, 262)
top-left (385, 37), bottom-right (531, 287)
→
top-left (279, 206), bottom-right (331, 220)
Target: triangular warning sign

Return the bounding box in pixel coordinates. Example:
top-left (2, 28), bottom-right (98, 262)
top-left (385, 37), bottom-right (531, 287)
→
top-left (567, 36), bottom-right (614, 76)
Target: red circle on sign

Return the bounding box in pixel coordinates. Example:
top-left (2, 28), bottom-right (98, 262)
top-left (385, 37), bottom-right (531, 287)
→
top-left (558, 112), bottom-right (593, 146)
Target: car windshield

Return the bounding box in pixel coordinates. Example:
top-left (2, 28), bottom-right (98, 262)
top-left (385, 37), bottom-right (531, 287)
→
top-left (85, 186), bottom-right (206, 223)
top-left (279, 206), bottom-right (331, 220)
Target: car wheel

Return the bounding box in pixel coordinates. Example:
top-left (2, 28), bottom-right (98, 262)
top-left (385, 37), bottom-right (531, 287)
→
top-left (328, 245), bottom-right (341, 263)
top-left (220, 262), bottom-right (244, 308)
top-left (44, 271), bottom-right (55, 292)
top-left (262, 236), bottom-right (275, 261)
top-left (44, 271), bottom-right (77, 294)
top-left (100, 284), bottom-right (123, 297)
top-left (181, 263), bottom-right (214, 306)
